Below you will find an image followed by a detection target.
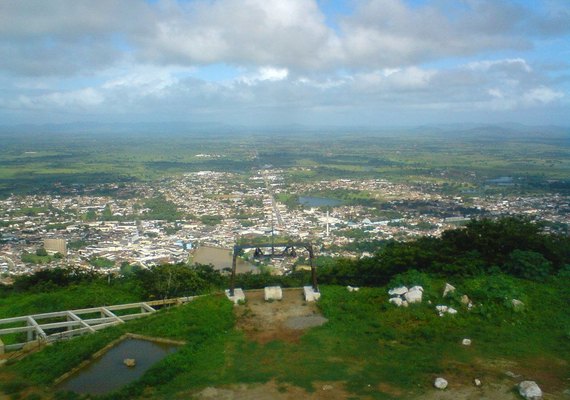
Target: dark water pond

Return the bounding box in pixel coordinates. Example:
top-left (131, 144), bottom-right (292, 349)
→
top-left (299, 196), bottom-right (342, 207)
top-left (57, 338), bottom-right (180, 395)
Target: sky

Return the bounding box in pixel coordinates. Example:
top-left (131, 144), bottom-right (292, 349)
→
top-left (0, 0), bottom-right (569, 128)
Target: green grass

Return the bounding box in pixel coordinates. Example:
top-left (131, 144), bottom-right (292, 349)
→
top-left (2, 277), bottom-right (569, 399)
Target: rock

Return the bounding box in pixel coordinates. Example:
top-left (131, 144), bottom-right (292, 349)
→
top-left (505, 371), bottom-right (521, 379)
top-left (462, 338), bottom-right (472, 346)
top-left (402, 300), bottom-right (409, 307)
top-left (512, 299), bottom-right (525, 311)
top-left (436, 305), bottom-right (457, 316)
top-left (388, 286), bottom-right (408, 296)
top-left (405, 286), bottom-right (423, 304)
top-left (434, 377), bottom-right (448, 390)
top-left (389, 297), bottom-right (404, 307)
top-left (461, 295), bottom-right (471, 305)
top-left (474, 378), bottom-right (482, 387)
top-left (443, 283), bottom-right (456, 297)
top-left (322, 384), bottom-right (333, 391)
top-left (518, 381), bottom-right (543, 400)
top-left (123, 358), bottom-right (136, 367)
top-left (347, 285), bottom-right (359, 292)
top-left (436, 305), bottom-right (448, 316)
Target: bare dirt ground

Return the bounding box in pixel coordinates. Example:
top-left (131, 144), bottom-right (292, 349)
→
top-left (234, 288), bottom-right (327, 344)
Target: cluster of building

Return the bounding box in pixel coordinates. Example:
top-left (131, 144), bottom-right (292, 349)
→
top-left (0, 168), bottom-right (568, 281)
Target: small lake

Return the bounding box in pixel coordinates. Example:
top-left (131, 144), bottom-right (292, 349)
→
top-left (299, 196), bottom-right (342, 207)
top-left (57, 338), bottom-right (179, 395)
top-left (191, 246), bottom-right (257, 273)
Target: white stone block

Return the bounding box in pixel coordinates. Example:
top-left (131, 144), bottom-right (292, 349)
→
top-left (304, 286), bottom-right (321, 302)
top-left (225, 288), bottom-right (245, 304)
top-left (264, 286), bottom-right (282, 301)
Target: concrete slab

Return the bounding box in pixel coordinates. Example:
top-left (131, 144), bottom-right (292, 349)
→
top-left (264, 286), bottom-right (283, 301)
top-left (303, 286), bottom-right (321, 302)
top-left (225, 288), bottom-right (245, 304)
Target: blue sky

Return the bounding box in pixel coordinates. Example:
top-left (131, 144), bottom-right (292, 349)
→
top-left (0, 0), bottom-right (569, 127)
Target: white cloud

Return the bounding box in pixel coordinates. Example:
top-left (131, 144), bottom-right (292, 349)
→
top-left (523, 86), bottom-right (564, 105)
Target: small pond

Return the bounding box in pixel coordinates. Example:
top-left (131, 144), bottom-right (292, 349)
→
top-left (57, 337), bottom-right (180, 395)
top-left (298, 196), bottom-right (342, 207)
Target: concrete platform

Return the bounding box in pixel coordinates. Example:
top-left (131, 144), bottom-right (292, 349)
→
top-left (264, 286), bottom-right (283, 301)
top-left (303, 286), bottom-right (321, 302)
top-left (225, 288), bottom-right (245, 304)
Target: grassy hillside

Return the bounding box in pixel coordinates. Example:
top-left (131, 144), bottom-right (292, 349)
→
top-left (1, 276), bottom-right (568, 399)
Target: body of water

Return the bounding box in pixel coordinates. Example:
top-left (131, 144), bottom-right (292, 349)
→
top-left (191, 246), bottom-right (257, 273)
top-left (299, 196), bottom-right (342, 207)
top-left (57, 338), bottom-right (179, 395)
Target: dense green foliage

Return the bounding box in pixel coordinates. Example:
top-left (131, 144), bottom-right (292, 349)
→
top-left (318, 217), bottom-right (570, 286)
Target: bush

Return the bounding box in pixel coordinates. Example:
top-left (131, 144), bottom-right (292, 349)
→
top-left (505, 250), bottom-right (552, 281)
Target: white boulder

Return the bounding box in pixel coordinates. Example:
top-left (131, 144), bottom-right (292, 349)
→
top-left (405, 286), bottom-right (423, 304)
top-left (474, 378), bottom-right (481, 387)
top-left (434, 377), bottom-right (448, 390)
top-left (389, 297), bottom-right (404, 307)
top-left (462, 338), bottom-right (472, 346)
top-left (461, 295), bottom-right (471, 305)
top-left (512, 299), bottom-right (525, 311)
top-left (443, 283), bottom-right (456, 297)
top-left (347, 285), bottom-right (360, 292)
top-left (388, 286), bottom-right (408, 296)
top-left (436, 305), bottom-right (457, 316)
top-left (518, 381), bottom-right (543, 400)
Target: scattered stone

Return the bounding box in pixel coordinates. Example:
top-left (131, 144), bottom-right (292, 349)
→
top-left (123, 358), bottom-right (136, 367)
top-left (505, 371), bottom-right (521, 379)
top-left (347, 285), bottom-right (360, 292)
top-left (462, 338), bottom-right (472, 346)
top-left (443, 283), bottom-right (456, 297)
top-left (512, 299), bottom-right (525, 311)
top-left (474, 378), bottom-right (482, 387)
top-left (434, 377), bottom-right (448, 390)
top-left (264, 286), bottom-right (282, 301)
top-left (405, 286), bottom-right (423, 304)
top-left (389, 297), bottom-right (404, 307)
top-left (461, 295), bottom-right (471, 305)
top-left (322, 384), bottom-right (333, 391)
top-left (518, 381), bottom-right (543, 400)
top-left (388, 286), bottom-right (408, 296)
top-left (436, 305), bottom-right (457, 316)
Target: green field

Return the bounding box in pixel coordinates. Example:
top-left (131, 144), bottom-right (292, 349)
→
top-left (1, 126), bottom-right (569, 197)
